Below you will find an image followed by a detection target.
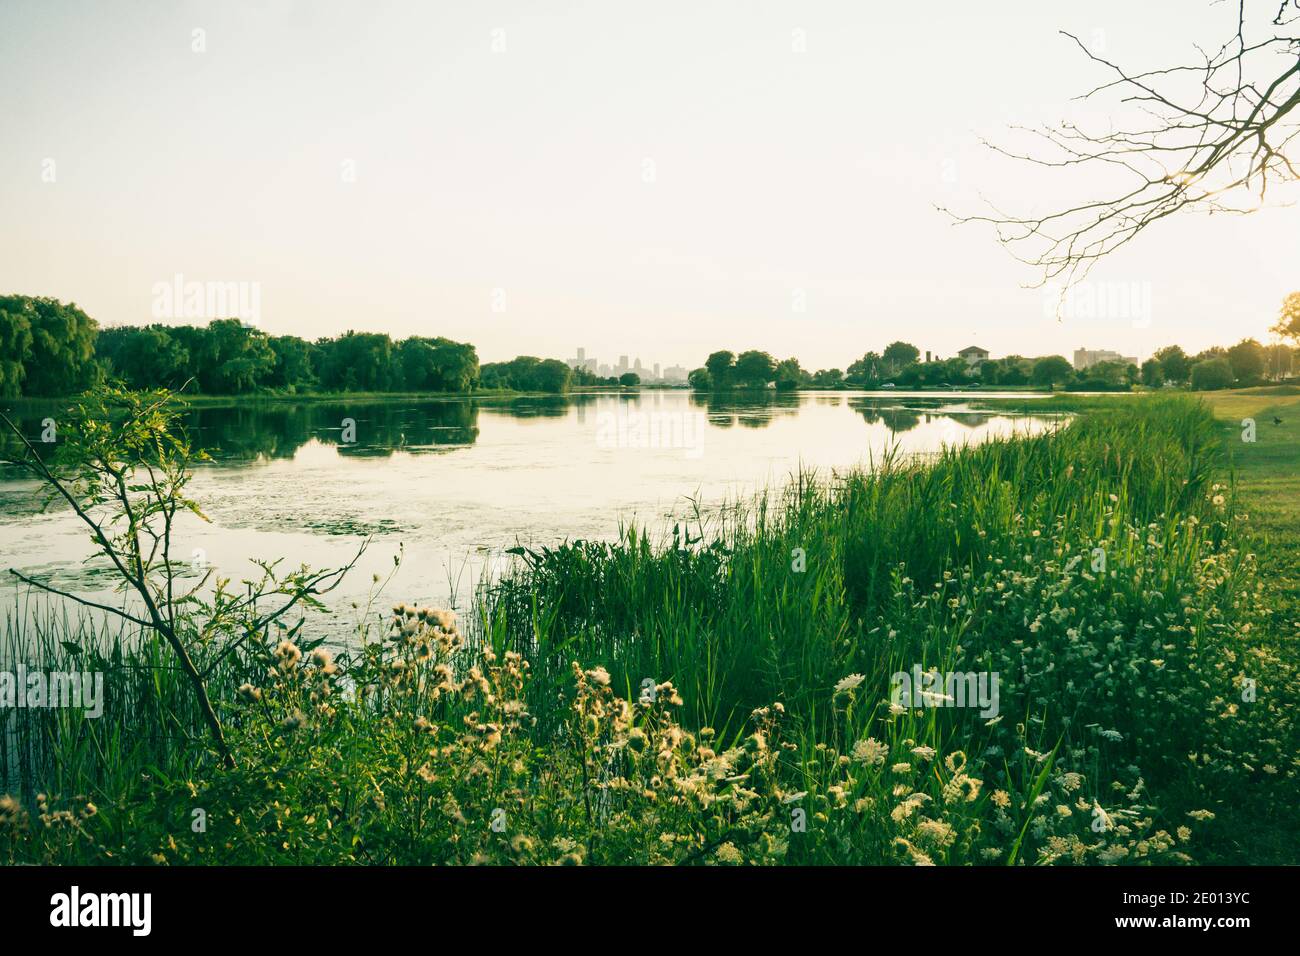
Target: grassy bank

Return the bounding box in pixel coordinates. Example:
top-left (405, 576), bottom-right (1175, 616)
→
top-left (2, 394), bottom-right (1296, 865)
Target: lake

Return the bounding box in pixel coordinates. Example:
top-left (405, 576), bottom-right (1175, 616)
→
top-left (0, 390), bottom-right (1061, 643)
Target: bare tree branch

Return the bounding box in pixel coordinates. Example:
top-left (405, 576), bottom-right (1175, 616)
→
top-left (942, 0), bottom-right (1300, 305)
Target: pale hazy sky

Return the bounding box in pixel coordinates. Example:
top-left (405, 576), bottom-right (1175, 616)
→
top-left (1, 0), bottom-right (1295, 370)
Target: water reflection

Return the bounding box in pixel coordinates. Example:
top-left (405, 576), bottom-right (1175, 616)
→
top-left (0, 389), bottom-right (1060, 641)
top-left (0, 391), bottom-right (1051, 460)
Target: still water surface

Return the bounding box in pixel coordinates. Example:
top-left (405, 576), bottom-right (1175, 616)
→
top-left (0, 390), bottom-right (1060, 641)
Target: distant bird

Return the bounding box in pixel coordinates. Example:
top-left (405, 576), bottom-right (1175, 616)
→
top-left (1273, 416), bottom-right (1283, 426)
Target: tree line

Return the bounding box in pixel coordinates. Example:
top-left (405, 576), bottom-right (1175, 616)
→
top-left (689, 297), bottom-right (1300, 394)
top-left (4, 291), bottom-right (1298, 399)
top-left (0, 295), bottom-right (588, 398)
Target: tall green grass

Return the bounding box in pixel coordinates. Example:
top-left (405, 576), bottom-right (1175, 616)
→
top-left (3, 395), bottom-right (1295, 863)
top-left (480, 397), bottom-right (1222, 731)
top-left (0, 600), bottom-right (254, 799)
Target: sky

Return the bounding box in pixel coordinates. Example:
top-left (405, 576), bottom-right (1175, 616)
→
top-left (1, 0), bottom-right (1296, 371)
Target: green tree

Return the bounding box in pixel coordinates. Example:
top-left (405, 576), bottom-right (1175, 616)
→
top-left (1226, 338), bottom-right (1266, 384)
top-left (1265, 343), bottom-right (1297, 380)
top-left (533, 359), bottom-right (572, 393)
top-left (773, 357), bottom-right (808, 390)
top-left (1140, 358), bottom-right (1164, 387)
top-left (1272, 291), bottom-right (1300, 342)
top-left (97, 325), bottom-right (192, 390)
top-left (195, 319), bottom-right (276, 393)
top-left (397, 337), bottom-right (443, 391)
top-left (1081, 359), bottom-right (1136, 389)
top-left (1031, 355), bottom-right (1074, 387)
top-left (1154, 345), bottom-right (1191, 385)
top-left (704, 351), bottom-right (735, 389)
top-left (266, 335), bottom-right (319, 392)
top-left (688, 367), bottom-right (712, 390)
top-left (997, 356), bottom-right (1032, 386)
top-left (0, 295), bottom-right (99, 396)
top-left (845, 352), bottom-right (883, 387)
top-left (619, 372), bottom-right (640, 387)
top-left (734, 350), bottom-right (777, 388)
top-left (0, 303), bottom-right (34, 398)
top-left (429, 339), bottom-right (479, 392)
top-left (881, 341), bottom-right (920, 374)
top-left (811, 368), bottom-right (843, 388)
top-left (1190, 357), bottom-right (1234, 390)
top-left (316, 331), bottom-right (395, 392)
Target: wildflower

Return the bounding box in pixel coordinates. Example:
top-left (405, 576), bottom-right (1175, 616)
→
top-left (236, 683), bottom-right (262, 704)
top-left (1186, 809), bottom-right (1215, 821)
top-left (915, 817), bottom-right (956, 849)
top-left (280, 709), bottom-right (308, 732)
top-left (851, 737), bottom-right (889, 767)
top-left (893, 836), bottom-right (934, 866)
top-left (1097, 844), bottom-right (1129, 864)
top-left (0, 794), bottom-right (24, 828)
top-left (585, 666), bottom-right (611, 687)
top-left (990, 790), bottom-right (1011, 809)
top-left (309, 648), bottom-right (337, 674)
top-left (713, 842), bottom-right (744, 865)
top-left (274, 640), bottom-right (302, 670)
top-left (834, 674), bottom-right (865, 697)
top-left (511, 835), bottom-right (535, 855)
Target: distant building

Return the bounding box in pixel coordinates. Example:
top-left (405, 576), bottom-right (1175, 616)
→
top-left (567, 347), bottom-right (597, 374)
top-left (569, 347), bottom-right (686, 382)
top-left (1074, 348), bottom-right (1138, 371)
top-left (958, 345), bottom-right (990, 368)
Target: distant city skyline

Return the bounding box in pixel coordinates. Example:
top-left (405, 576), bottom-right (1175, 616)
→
top-left (567, 347), bottom-right (688, 382)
